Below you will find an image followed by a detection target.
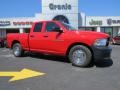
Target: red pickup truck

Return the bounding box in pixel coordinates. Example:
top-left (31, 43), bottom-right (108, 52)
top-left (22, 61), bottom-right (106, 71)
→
top-left (7, 21), bottom-right (112, 67)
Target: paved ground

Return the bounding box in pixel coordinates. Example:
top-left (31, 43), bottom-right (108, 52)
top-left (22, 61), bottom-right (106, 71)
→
top-left (0, 45), bottom-right (120, 90)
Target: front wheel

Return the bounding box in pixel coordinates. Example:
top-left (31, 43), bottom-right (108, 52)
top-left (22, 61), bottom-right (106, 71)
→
top-left (68, 45), bottom-right (92, 67)
top-left (12, 43), bottom-right (24, 57)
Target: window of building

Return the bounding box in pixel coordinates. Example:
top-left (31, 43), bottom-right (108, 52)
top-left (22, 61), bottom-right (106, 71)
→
top-left (24, 28), bottom-right (30, 33)
top-left (112, 27), bottom-right (119, 37)
top-left (78, 27), bottom-right (86, 30)
top-left (6, 29), bottom-right (19, 33)
top-left (100, 27), bottom-right (105, 33)
top-left (101, 27), bottom-right (113, 37)
top-left (85, 27), bottom-right (96, 31)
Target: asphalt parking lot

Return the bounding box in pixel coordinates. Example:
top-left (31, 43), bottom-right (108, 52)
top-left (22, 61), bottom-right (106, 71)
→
top-left (0, 45), bottom-right (120, 90)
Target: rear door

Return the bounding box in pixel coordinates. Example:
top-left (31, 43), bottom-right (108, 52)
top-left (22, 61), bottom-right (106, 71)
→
top-left (29, 22), bottom-right (45, 51)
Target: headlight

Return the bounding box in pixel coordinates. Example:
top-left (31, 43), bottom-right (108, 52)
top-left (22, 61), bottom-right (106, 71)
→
top-left (94, 39), bottom-right (107, 46)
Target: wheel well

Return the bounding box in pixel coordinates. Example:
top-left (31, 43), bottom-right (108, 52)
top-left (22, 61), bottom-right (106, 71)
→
top-left (11, 40), bottom-right (20, 49)
top-left (66, 43), bottom-right (93, 56)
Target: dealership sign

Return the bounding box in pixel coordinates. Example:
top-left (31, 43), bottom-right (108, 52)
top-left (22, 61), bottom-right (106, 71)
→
top-left (13, 21), bottom-right (33, 26)
top-left (89, 19), bottom-right (102, 26)
top-left (49, 3), bottom-right (72, 10)
top-left (107, 18), bottom-right (120, 25)
top-left (0, 21), bottom-right (11, 26)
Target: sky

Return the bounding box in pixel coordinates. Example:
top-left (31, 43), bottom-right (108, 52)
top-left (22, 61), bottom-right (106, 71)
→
top-left (0, 0), bottom-right (120, 18)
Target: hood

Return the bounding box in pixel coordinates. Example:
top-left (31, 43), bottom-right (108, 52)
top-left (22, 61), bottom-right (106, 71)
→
top-left (73, 30), bottom-right (109, 39)
top-left (66, 30), bottom-right (110, 46)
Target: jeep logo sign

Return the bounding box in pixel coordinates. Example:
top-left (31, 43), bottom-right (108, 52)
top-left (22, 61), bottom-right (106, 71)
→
top-left (49, 3), bottom-right (72, 10)
top-left (89, 19), bottom-right (103, 26)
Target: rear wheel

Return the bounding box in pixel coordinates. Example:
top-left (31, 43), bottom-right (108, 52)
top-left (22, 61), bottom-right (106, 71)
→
top-left (68, 45), bottom-right (92, 67)
top-left (12, 43), bottom-right (24, 57)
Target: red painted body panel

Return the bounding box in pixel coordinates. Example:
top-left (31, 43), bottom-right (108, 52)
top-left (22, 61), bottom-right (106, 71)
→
top-left (7, 33), bottom-right (29, 50)
top-left (7, 21), bottom-right (109, 56)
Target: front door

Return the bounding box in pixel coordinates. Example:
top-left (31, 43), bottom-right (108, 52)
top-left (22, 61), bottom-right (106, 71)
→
top-left (42, 22), bottom-right (65, 54)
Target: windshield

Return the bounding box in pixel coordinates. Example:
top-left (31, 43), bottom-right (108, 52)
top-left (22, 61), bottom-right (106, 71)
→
top-left (61, 22), bottom-right (77, 31)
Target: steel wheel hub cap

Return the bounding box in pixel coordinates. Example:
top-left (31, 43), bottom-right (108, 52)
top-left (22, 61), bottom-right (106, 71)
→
top-left (72, 50), bottom-right (86, 65)
top-left (14, 46), bottom-right (20, 56)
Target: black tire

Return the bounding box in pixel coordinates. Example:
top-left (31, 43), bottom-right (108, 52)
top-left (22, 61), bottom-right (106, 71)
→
top-left (68, 45), bottom-right (92, 67)
top-left (12, 43), bottom-right (24, 57)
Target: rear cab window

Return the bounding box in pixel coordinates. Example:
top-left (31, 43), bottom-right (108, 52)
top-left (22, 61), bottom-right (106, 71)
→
top-left (33, 22), bottom-right (43, 32)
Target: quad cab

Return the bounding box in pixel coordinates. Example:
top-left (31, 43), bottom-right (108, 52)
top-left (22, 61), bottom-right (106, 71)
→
top-left (7, 21), bottom-right (112, 67)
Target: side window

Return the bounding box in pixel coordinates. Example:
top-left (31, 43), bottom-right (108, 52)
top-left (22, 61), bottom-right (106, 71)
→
top-left (46, 22), bottom-right (60, 32)
top-left (33, 23), bottom-right (43, 32)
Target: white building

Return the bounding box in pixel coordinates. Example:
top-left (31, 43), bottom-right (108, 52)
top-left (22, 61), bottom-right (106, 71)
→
top-left (84, 16), bottom-right (120, 37)
top-left (0, 0), bottom-right (120, 38)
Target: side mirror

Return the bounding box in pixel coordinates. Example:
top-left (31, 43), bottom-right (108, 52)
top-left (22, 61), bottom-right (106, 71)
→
top-left (53, 27), bottom-right (63, 33)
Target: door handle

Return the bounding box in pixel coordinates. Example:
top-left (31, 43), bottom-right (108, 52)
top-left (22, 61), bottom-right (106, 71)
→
top-left (43, 35), bottom-right (48, 38)
top-left (30, 35), bottom-right (34, 38)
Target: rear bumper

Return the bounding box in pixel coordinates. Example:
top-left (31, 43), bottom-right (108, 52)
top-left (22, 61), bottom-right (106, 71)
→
top-left (92, 46), bottom-right (112, 61)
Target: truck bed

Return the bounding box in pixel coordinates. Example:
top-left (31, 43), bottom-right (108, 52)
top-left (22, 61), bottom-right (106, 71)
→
top-left (7, 33), bottom-right (29, 50)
